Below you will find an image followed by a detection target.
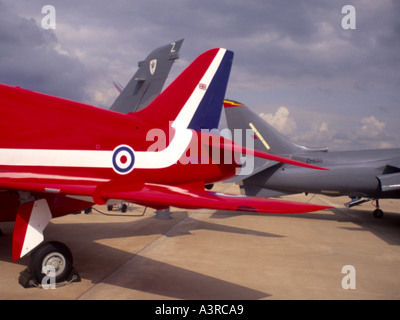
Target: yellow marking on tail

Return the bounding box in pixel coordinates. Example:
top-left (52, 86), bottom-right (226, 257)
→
top-left (249, 122), bottom-right (271, 150)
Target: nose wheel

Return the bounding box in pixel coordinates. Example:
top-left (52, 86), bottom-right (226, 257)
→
top-left (373, 199), bottom-right (384, 218)
top-left (373, 208), bottom-right (384, 218)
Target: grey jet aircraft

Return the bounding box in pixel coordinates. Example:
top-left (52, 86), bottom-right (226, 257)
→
top-left (224, 100), bottom-right (400, 218)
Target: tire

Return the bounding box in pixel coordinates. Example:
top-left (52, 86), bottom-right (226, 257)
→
top-left (84, 207), bottom-right (92, 214)
top-left (373, 209), bottom-right (384, 218)
top-left (30, 241), bottom-right (73, 284)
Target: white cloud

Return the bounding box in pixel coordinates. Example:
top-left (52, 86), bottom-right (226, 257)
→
top-left (259, 106), bottom-right (297, 136)
top-left (356, 115), bottom-right (386, 139)
top-left (291, 114), bottom-right (394, 151)
top-left (292, 120), bottom-right (332, 149)
top-left (319, 122), bottom-right (328, 132)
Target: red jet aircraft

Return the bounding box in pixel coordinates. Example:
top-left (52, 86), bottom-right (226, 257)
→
top-left (0, 48), bottom-right (330, 285)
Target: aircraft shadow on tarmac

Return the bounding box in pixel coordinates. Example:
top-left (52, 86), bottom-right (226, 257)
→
top-left (2, 204), bottom-right (400, 298)
top-left (96, 254), bottom-right (270, 299)
top-left (166, 215), bottom-right (284, 239)
top-left (0, 212), bottom-right (271, 299)
top-left (210, 203), bottom-right (400, 246)
top-left (331, 207), bottom-right (400, 246)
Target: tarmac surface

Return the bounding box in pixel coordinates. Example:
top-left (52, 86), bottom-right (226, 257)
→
top-left (1, 182), bottom-right (400, 300)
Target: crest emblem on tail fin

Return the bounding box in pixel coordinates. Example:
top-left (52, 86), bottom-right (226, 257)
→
top-left (150, 59), bottom-right (157, 75)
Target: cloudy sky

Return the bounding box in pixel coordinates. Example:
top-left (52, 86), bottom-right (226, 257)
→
top-left (1, 0), bottom-right (399, 151)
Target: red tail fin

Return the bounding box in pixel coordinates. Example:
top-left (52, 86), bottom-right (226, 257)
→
top-left (133, 48), bottom-right (233, 131)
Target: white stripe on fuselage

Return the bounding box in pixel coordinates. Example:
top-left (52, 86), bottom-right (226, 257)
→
top-left (136, 48), bottom-right (227, 169)
top-left (0, 49), bottom-right (227, 173)
top-left (0, 149), bottom-right (113, 168)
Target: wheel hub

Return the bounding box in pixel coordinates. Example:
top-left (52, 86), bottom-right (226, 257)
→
top-left (42, 252), bottom-right (66, 277)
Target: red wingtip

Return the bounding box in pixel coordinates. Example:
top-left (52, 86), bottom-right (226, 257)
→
top-left (201, 132), bottom-right (329, 171)
top-left (222, 142), bottom-right (329, 171)
top-left (251, 148), bottom-right (329, 171)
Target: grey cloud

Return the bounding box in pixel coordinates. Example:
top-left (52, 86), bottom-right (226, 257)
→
top-left (1, 0), bottom-right (399, 150)
top-left (0, 1), bottom-right (90, 102)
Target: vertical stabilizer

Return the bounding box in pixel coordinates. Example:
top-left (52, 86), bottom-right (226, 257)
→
top-left (110, 40), bottom-right (184, 113)
top-left (134, 48), bottom-right (234, 132)
top-left (224, 100), bottom-right (327, 155)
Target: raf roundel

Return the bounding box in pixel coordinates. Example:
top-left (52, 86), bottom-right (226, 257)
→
top-left (112, 145), bottom-right (135, 175)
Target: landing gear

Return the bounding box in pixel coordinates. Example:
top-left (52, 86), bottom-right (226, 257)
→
top-left (346, 197), bottom-right (385, 219)
top-left (373, 199), bottom-right (384, 218)
top-left (18, 241), bottom-right (80, 288)
top-left (30, 241), bottom-right (73, 283)
top-left (107, 202), bottom-right (128, 213)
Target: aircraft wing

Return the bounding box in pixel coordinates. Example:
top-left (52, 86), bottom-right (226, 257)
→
top-left (0, 171), bottom-right (330, 215)
top-left (0, 171), bottom-right (99, 197)
top-left (110, 39), bottom-right (183, 113)
top-left (376, 161), bottom-right (400, 192)
top-left (96, 182), bottom-right (331, 214)
top-left (377, 172), bottom-right (400, 192)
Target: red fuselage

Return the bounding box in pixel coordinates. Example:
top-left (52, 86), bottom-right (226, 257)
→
top-left (0, 84), bottom-right (239, 221)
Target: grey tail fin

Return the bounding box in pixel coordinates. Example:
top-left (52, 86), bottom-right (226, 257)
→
top-left (224, 100), bottom-right (327, 155)
top-left (110, 39), bottom-right (184, 114)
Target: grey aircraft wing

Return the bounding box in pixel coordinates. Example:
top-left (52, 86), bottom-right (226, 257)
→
top-left (110, 39), bottom-right (184, 114)
top-left (377, 161), bottom-right (400, 193)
